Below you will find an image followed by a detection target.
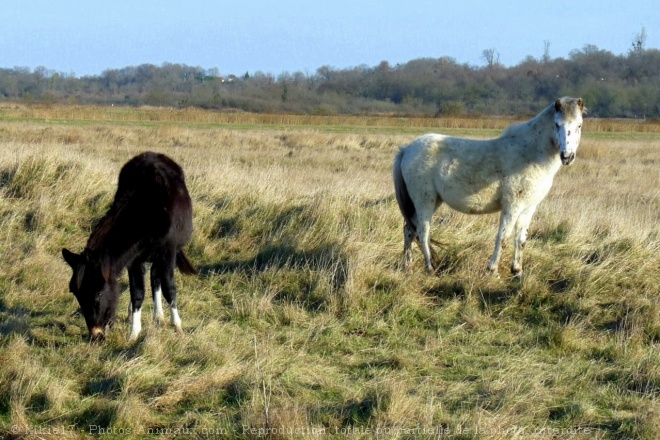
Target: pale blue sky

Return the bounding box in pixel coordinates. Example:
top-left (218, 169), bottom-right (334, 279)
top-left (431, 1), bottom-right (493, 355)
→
top-left (1, 0), bottom-right (658, 77)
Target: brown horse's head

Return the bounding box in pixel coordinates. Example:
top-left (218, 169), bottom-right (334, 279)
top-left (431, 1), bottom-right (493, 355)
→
top-left (62, 248), bottom-right (119, 342)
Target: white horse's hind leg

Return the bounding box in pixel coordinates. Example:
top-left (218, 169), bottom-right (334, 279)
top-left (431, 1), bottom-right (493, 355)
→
top-left (511, 205), bottom-right (537, 276)
top-left (403, 223), bottom-right (416, 271)
top-left (415, 207), bottom-right (436, 274)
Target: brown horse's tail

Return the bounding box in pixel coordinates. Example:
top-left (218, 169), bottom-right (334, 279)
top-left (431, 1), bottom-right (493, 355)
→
top-left (393, 149), bottom-right (416, 232)
top-left (176, 250), bottom-right (198, 275)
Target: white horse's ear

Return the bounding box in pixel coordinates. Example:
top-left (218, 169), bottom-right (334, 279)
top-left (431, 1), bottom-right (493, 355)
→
top-left (577, 98), bottom-right (586, 113)
top-left (555, 98), bottom-right (562, 113)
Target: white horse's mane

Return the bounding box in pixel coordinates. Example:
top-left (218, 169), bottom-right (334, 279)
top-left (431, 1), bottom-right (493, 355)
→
top-left (500, 103), bottom-right (553, 139)
top-left (500, 98), bottom-right (585, 139)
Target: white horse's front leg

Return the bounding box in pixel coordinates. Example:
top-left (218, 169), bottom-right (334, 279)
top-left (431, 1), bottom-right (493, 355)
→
top-left (488, 208), bottom-right (518, 274)
top-left (511, 205), bottom-right (537, 276)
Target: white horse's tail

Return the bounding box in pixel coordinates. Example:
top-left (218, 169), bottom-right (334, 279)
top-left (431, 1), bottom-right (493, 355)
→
top-left (393, 149), bottom-right (445, 269)
top-left (393, 149), bottom-right (416, 231)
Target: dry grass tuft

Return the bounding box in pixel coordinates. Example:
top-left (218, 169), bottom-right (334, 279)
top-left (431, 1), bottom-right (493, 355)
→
top-left (1, 107), bottom-right (659, 439)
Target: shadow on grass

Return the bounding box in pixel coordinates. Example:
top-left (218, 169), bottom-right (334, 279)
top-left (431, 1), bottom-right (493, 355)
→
top-left (548, 277), bottom-right (572, 294)
top-left (67, 401), bottom-right (117, 432)
top-left (0, 302), bottom-right (77, 347)
top-left (0, 302), bottom-right (33, 337)
top-left (530, 221), bottom-right (570, 244)
top-left (311, 395), bottom-right (379, 427)
top-left (199, 242), bottom-right (350, 292)
top-left (84, 376), bottom-right (123, 398)
top-left (423, 280), bottom-right (519, 306)
top-left (210, 205), bottom-right (306, 241)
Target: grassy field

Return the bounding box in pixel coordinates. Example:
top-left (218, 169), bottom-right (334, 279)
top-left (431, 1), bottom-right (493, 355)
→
top-left (0, 106), bottom-right (659, 439)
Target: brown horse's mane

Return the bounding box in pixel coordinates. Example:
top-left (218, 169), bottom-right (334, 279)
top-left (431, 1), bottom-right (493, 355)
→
top-left (85, 191), bottom-right (136, 254)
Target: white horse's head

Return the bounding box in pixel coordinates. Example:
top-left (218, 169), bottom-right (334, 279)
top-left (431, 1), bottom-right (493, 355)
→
top-left (554, 97), bottom-right (585, 165)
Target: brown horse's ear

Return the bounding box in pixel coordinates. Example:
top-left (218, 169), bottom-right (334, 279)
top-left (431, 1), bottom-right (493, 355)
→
top-left (100, 254), bottom-right (112, 283)
top-left (63, 248), bottom-right (85, 290)
top-left (555, 98), bottom-right (562, 113)
top-left (577, 98), bottom-right (586, 113)
top-left (62, 248), bottom-right (81, 269)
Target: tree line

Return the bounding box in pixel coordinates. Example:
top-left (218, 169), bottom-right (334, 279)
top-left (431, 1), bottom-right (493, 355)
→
top-left (1, 44), bottom-right (659, 118)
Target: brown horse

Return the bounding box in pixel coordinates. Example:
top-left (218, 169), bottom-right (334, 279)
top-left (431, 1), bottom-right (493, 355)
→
top-left (62, 152), bottom-right (197, 341)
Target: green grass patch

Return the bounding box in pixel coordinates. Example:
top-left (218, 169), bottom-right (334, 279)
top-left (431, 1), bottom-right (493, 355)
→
top-left (1, 117), bottom-right (659, 439)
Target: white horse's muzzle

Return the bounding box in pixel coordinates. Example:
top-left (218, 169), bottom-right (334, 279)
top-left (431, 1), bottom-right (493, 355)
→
top-left (560, 152), bottom-right (575, 165)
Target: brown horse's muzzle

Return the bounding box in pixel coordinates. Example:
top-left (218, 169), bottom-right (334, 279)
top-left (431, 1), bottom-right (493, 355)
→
top-left (89, 326), bottom-right (105, 343)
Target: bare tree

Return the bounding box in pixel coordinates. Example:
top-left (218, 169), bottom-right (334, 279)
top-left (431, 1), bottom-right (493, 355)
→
top-left (481, 48), bottom-right (500, 68)
top-left (543, 40), bottom-right (551, 63)
top-left (631, 26), bottom-right (647, 53)
top-left (317, 65), bottom-right (335, 81)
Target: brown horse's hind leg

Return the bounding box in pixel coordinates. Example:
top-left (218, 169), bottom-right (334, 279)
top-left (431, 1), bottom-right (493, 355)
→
top-left (127, 261), bottom-right (146, 340)
top-left (153, 250), bottom-right (183, 334)
top-left (150, 268), bottom-right (165, 326)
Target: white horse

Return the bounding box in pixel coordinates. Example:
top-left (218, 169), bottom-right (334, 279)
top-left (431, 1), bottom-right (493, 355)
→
top-left (393, 97), bottom-right (585, 276)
